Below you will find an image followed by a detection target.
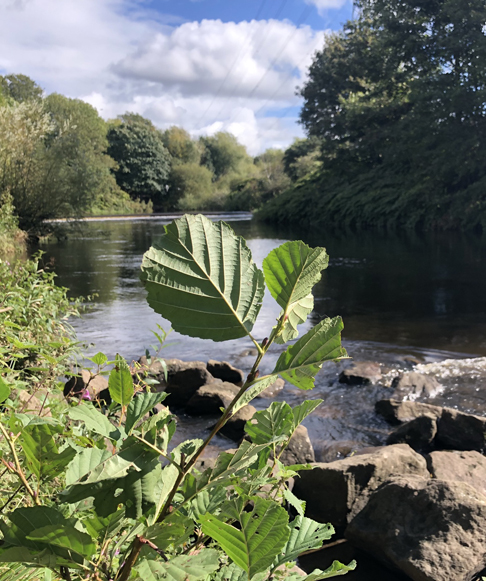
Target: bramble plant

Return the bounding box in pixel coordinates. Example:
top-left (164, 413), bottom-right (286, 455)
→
top-left (0, 214), bottom-right (355, 581)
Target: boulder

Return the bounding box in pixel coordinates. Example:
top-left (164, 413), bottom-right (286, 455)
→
top-left (280, 425), bottom-right (315, 465)
top-left (64, 369), bottom-right (111, 405)
top-left (220, 405), bottom-right (256, 442)
top-left (186, 382), bottom-right (240, 415)
top-left (339, 361), bottom-right (382, 385)
top-left (207, 360), bottom-right (244, 386)
top-left (436, 408), bottom-right (486, 452)
top-left (346, 475), bottom-right (486, 581)
top-left (292, 444), bottom-right (428, 532)
top-left (386, 415), bottom-right (437, 452)
top-left (163, 359), bottom-right (214, 407)
top-left (256, 377), bottom-right (285, 399)
top-left (427, 450), bottom-right (486, 497)
top-left (17, 390), bottom-right (51, 416)
top-left (375, 399), bottom-right (443, 425)
top-left (391, 371), bottom-right (441, 399)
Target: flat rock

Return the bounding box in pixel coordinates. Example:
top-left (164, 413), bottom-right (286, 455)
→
top-left (280, 425), bottom-right (315, 465)
top-left (386, 415), bottom-right (437, 452)
top-left (64, 369), bottom-right (111, 405)
top-left (375, 399), bottom-right (443, 425)
top-left (292, 444), bottom-right (428, 532)
top-left (339, 361), bottom-right (382, 385)
top-left (427, 450), bottom-right (486, 497)
top-left (186, 382), bottom-right (240, 415)
top-left (437, 408), bottom-right (486, 452)
top-left (207, 360), bottom-right (244, 386)
top-left (162, 359), bottom-right (214, 407)
top-left (346, 475), bottom-right (486, 581)
top-left (391, 371), bottom-right (441, 398)
top-left (220, 405), bottom-right (256, 442)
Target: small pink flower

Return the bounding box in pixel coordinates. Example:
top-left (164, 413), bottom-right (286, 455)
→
top-left (82, 390), bottom-right (92, 401)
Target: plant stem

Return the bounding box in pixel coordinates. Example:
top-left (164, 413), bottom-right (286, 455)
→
top-left (0, 422), bottom-right (40, 505)
top-left (115, 537), bottom-right (144, 581)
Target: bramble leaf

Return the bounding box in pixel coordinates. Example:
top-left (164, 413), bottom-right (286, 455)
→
top-left (140, 214), bottom-right (264, 342)
top-left (109, 355), bottom-right (134, 406)
top-left (126, 391), bottom-right (168, 434)
top-left (135, 549), bottom-right (220, 581)
top-left (273, 317), bottom-right (347, 390)
top-left (244, 402), bottom-right (294, 445)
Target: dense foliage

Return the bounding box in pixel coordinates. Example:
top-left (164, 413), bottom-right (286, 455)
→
top-left (260, 0), bottom-right (486, 231)
top-left (0, 216), bottom-right (355, 581)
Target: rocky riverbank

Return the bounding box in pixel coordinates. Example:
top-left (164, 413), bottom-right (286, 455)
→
top-left (64, 355), bottom-right (486, 581)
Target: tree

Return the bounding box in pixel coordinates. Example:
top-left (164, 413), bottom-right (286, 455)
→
top-left (162, 126), bottom-right (200, 164)
top-left (283, 138), bottom-right (322, 181)
top-left (170, 163), bottom-right (215, 211)
top-left (0, 74), bottom-right (43, 103)
top-left (200, 132), bottom-right (252, 180)
top-left (107, 114), bottom-right (171, 207)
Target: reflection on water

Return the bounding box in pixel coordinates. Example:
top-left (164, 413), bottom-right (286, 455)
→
top-left (39, 215), bottom-right (486, 454)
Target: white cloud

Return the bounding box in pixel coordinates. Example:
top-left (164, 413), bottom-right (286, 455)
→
top-left (0, 0), bottom-right (326, 153)
top-left (304, 0), bottom-right (349, 14)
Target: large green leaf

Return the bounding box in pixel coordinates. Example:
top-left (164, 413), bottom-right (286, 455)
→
top-left (231, 375), bottom-right (277, 414)
top-left (27, 525), bottom-right (96, 560)
top-left (244, 402), bottom-right (294, 445)
top-left (200, 498), bottom-right (290, 579)
top-left (109, 356), bottom-right (134, 406)
top-left (65, 447), bottom-right (112, 486)
top-left (68, 405), bottom-right (120, 440)
top-left (263, 241), bottom-right (329, 343)
top-left (125, 391), bottom-right (168, 434)
top-left (140, 214), bottom-right (264, 341)
top-left (20, 424), bottom-right (75, 480)
top-left (273, 317), bottom-right (347, 390)
top-left (135, 549), bottom-right (220, 581)
top-left (271, 516), bottom-right (334, 570)
top-left (0, 377), bottom-right (10, 403)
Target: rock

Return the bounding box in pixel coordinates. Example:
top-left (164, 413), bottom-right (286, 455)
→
top-left (280, 425), bottom-right (315, 465)
top-left (186, 382), bottom-right (240, 415)
top-left (427, 450), bottom-right (486, 498)
top-left (375, 399), bottom-right (443, 425)
top-left (437, 408), bottom-right (486, 452)
top-left (346, 475), bottom-right (486, 581)
top-left (220, 405), bottom-right (256, 442)
top-left (292, 444), bottom-right (428, 532)
top-left (256, 377), bottom-right (285, 399)
top-left (163, 359), bottom-right (214, 407)
top-left (64, 369), bottom-right (111, 405)
top-left (314, 440), bottom-right (362, 462)
top-left (386, 415), bottom-right (437, 452)
top-left (207, 360), bottom-right (244, 386)
top-left (391, 371), bottom-right (441, 398)
top-left (339, 361), bottom-right (382, 385)
top-left (17, 390), bottom-right (50, 416)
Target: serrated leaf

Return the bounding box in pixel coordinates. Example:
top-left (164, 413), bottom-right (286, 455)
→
top-left (273, 317), bottom-right (347, 390)
top-left (0, 377), bottom-right (10, 403)
top-left (68, 405), bottom-right (120, 440)
top-left (232, 375), bottom-right (278, 414)
top-left (109, 356), bottom-right (134, 406)
top-left (20, 424), bottom-right (75, 480)
top-left (283, 488), bottom-right (306, 517)
top-left (200, 498), bottom-right (289, 578)
top-left (292, 400), bottom-right (323, 428)
top-left (136, 549), bottom-right (220, 581)
top-left (271, 516), bottom-right (334, 570)
top-left (83, 509), bottom-right (125, 541)
top-left (303, 561), bottom-right (357, 579)
top-left (244, 402), bottom-right (294, 445)
top-left (126, 391), bottom-right (168, 434)
top-left (140, 214), bottom-right (264, 342)
top-left (65, 447), bottom-right (112, 486)
top-left (89, 352), bottom-right (107, 366)
top-left (263, 241), bottom-right (329, 343)
top-left (27, 525), bottom-right (96, 560)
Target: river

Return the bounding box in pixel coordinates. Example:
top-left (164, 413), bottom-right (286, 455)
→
top-left (39, 213), bottom-right (486, 461)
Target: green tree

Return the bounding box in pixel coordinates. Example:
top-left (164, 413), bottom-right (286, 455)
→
top-left (162, 126), bottom-right (200, 164)
top-left (107, 114), bottom-right (171, 207)
top-left (200, 132), bottom-right (252, 180)
top-left (283, 138), bottom-right (322, 181)
top-left (0, 74), bottom-right (43, 103)
top-left (170, 162), bottom-right (216, 211)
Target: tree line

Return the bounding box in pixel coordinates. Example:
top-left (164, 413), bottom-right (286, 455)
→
top-left (260, 0), bottom-right (486, 231)
top-left (0, 74), bottom-right (316, 233)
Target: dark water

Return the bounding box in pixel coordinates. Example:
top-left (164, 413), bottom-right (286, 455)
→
top-left (39, 215), bottom-right (486, 458)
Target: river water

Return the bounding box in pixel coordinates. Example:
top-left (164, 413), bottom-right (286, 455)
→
top-left (40, 214), bottom-right (486, 461)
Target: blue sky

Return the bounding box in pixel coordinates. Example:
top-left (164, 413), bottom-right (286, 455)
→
top-left (0, 0), bottom-right (353, 153)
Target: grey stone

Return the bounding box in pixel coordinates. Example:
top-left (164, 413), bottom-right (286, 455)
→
top-left (339, 361), bottom-right (382, 385)
top-left (207, 360), bottom-right (244, 386)
top-left (427, 450), bottom-right (486, 497)
top-left (162, 359), bottom-right (214, 407)
top-left (437, 408), bottom-right (486, 452)
top-left (186, 382), bottom-right (240, 415)
top-left (391, 371), bottom-right (441, 398)
top-left (292, 444), bottom-right (428, 532)
top-left (346, 476), bottom-right (486, 581)
top-left (375, 399), bottom-right (443, 425)
top-left (220, 405), bottom-right (256, 442)
top-left (386, 416), bottom-right (437, 452)
top-left (279, 425), bottom-right (315, 465)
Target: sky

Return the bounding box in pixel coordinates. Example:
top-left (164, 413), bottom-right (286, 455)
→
top-left (0, 0), bottom-right (353, 154)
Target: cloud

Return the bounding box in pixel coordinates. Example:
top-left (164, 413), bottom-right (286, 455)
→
top-left (0, 0), bottom-right (326, 153)
top-left (304, 0), bottom-right (349, 14)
